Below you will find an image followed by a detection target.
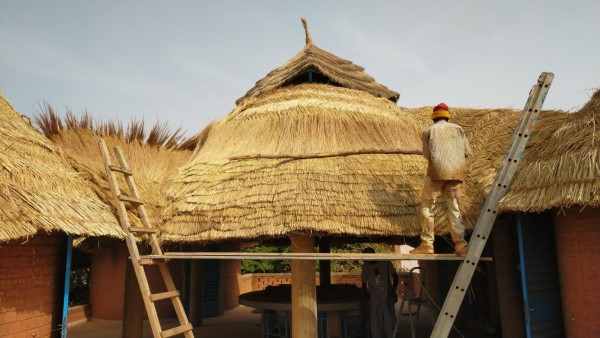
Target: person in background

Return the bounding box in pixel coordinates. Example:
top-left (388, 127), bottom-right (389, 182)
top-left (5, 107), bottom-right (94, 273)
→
top-left (361, 247), bottom-right (399, 338)
top-left (410, 103), bottom-right (471, 256)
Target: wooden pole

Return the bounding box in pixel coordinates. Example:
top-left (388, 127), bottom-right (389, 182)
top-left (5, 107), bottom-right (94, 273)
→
top-left (291, 234), bottom-right (317, 338)
top-left (153, 251), bottom-right (492, 261)
top-left (122, 257), bottom-right (144, 338)
top-left (229, 148), bottom-right (422, 160)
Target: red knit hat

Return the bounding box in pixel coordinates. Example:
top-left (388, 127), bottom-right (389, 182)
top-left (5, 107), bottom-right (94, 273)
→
top-left (431, 103), bottom-right (450, 120)
top-left (433, 103), bottom-right (449, 112)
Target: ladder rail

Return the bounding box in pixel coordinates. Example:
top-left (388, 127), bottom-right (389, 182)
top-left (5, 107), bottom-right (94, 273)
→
top-left (430, 72), bottom-right (554, 337)
top-left (112, 146), bottom-right (164, 256)
top-left (99, 139), bottom-right (194, 338)
top-left (469, 74), bottom-right (552, 245)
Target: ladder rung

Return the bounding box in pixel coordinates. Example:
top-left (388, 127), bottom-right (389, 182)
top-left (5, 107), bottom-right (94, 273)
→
top-left (150, 290), bottom-right (180, 302)
top-left (108, 164), bottom-right (133, 175)
top-left (128, 226), bottom-right (157, 234)
top-left (160, 323), bottom-right (193, 338)
top-left (118, 194), bottom-right (144, 205)
top-left (139, 258), bottom-right (168, 265)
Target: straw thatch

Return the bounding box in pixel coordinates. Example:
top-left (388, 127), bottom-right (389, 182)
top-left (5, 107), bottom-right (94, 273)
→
top-left (164, 85), bottom-right (583, 242)
top-left (0, 93), bottom-right (123, 242)
top-left (236, 18), bottom-right (399, 105)
top-left (162, 83), bottom-right (425, 242)
top-left (34, 107), bottom-right (195, 229)
top-left (499, 90), bottom-right (600, 212)
top-left (161, 92), bottom-right (538, 242)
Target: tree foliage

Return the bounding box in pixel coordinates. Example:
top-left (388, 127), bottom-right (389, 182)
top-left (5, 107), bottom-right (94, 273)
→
top-left (240, 242), bottom-right (394, 274)
top-left (241, 245), bottom-right (291, 273)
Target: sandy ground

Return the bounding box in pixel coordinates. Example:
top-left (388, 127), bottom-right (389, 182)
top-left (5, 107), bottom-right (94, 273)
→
top-left (68, 305), bottom-right (262, 338)
top-left (68, 303), bottom-right (497, 338)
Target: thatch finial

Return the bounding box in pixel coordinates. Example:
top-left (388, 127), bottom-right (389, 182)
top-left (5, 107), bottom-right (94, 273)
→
top-left (301, 17), bottom-right (313, 45)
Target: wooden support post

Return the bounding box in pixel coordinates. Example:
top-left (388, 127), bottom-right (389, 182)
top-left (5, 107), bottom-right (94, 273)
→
top-left (122, 257), bottom-right (144, 338)
top-left (189, 260), bottom-right (204, 327)
top-left (291, 234), bottom-right (317, 338)
top-left (319, 238), bottom-right (331, 286)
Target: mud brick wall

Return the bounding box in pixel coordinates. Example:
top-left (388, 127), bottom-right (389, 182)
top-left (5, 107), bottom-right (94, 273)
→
top-left (0, 234), bottom-right (66, 337)
top-left (554, 207), bottom-right (600, 338)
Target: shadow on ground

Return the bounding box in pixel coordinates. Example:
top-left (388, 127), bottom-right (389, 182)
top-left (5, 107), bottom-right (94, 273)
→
top-left (68, 304), bottom-right (497, 338)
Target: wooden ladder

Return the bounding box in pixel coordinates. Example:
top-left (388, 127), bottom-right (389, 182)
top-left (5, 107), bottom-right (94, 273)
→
top-left (99, 139), bottom-right (194, 338)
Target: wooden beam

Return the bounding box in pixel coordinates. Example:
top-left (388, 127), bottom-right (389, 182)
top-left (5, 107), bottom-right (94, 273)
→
top-left (229, 148), bottom-right (422, 160)
top-left (147, 252), bottom-right (493, 261)
top-left (291, 234), bottom-right (317, 338)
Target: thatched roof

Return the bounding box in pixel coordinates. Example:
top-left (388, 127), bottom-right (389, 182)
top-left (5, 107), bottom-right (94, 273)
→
top-left (162, 83), bottom-right (423, 242)
top-left (35, 108), bottom-right (194, 229)
top-left (0, 94), bottom-right (123, 242)
top-left (164, 85), bottom-right (597, 244)
top-left (236, 18), bottom-right (399, 105)
top-left (499, 90), bottom-right (600, 212)
top-left (162, 82), bottom-right (553, 243)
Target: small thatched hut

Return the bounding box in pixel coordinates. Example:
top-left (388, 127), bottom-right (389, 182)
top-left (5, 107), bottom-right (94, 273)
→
top-left (0, 94), bottom-right (122, 337)
top-left (160, 19), bottom-right (488, 337)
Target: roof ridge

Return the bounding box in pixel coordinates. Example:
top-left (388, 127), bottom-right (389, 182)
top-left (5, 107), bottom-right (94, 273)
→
top-left (235, 18), bottom-right (400, 105)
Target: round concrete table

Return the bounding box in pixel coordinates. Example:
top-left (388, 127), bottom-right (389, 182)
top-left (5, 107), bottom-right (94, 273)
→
top-left (239, 284), bottom-right (367, 338)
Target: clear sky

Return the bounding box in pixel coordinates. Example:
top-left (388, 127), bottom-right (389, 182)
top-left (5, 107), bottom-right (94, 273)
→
top-left (1, 1), bottom-right (599, 137)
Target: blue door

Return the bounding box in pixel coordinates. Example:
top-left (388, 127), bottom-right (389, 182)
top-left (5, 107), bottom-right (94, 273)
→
top-left (517, 213), bottom-right (564, 338)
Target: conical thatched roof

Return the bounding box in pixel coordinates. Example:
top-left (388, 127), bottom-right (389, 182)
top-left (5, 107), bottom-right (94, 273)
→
top-left (165, 83), bottom-right (578, 242)
top-left (499, 90), bottom-right (600, 211)
top-left (236, 18), bottom-right (399, 105)
top-left (35, 110), bottom-right (194, 229)
top-left (162, 83), bottom-right (423, 242)
top-left (0, 94), bottom-right (123, 242)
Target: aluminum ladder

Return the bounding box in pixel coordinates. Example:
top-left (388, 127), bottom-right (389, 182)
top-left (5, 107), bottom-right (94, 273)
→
top-left (430, 72), bottom-right (554, 337)
top-left (99, 139), bottom-right (194, 338)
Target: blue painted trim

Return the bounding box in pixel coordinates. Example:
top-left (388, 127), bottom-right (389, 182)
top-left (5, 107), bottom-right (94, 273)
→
top-left (517, 214), bottom-right (532, 338)
top-left (61, 234), bottom-right (73, 338)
